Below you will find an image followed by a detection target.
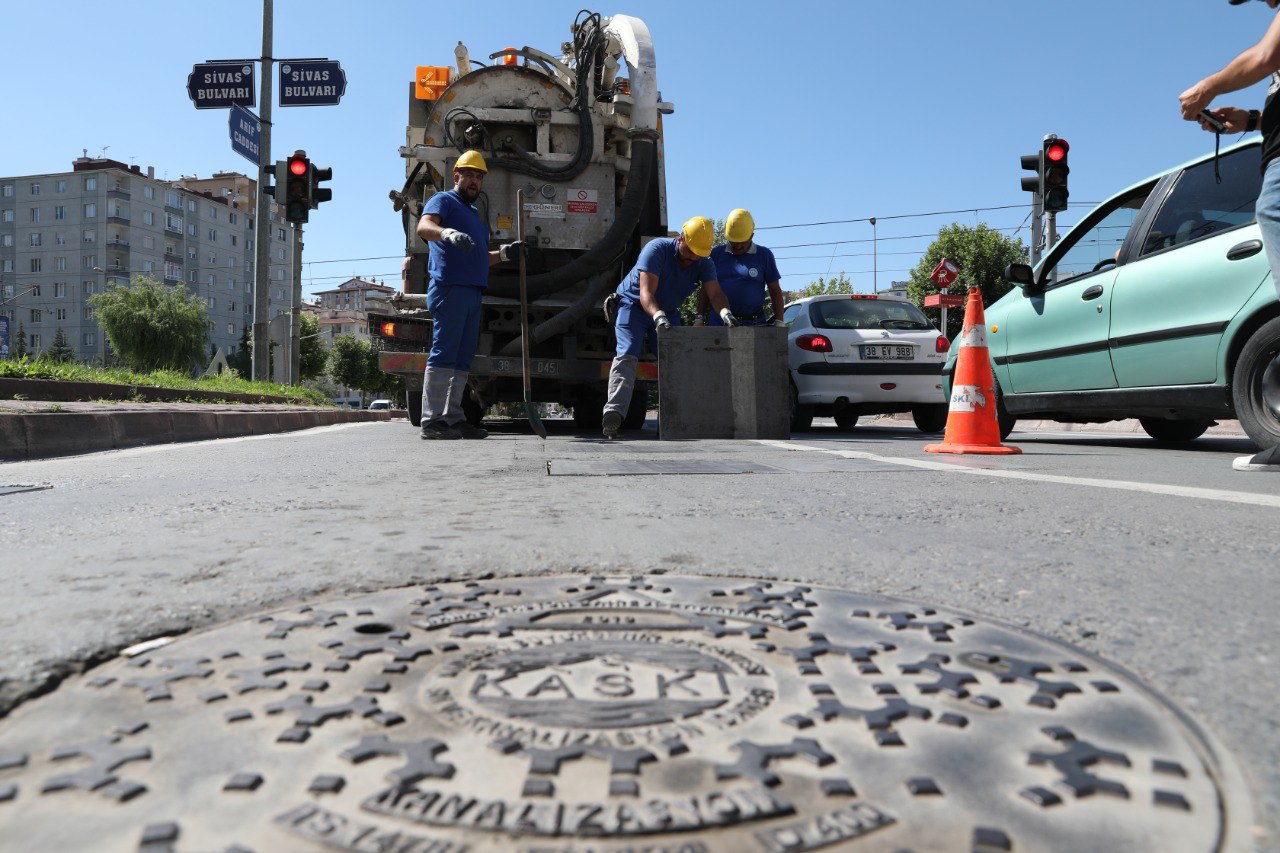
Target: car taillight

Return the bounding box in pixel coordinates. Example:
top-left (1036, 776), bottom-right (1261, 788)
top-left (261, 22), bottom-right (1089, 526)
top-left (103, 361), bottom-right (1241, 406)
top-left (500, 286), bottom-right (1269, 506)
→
top-left (381, 322), bottom-right (396, 336)
top-left (796, 334), bottom-right (833, 353)
top-left (936, 335), bottom-right (950, 353)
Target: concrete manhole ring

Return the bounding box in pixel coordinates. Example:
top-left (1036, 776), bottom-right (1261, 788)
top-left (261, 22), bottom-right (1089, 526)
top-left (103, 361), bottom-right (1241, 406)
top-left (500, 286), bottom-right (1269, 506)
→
top-left (0, 574), bottom-right (1250, 852)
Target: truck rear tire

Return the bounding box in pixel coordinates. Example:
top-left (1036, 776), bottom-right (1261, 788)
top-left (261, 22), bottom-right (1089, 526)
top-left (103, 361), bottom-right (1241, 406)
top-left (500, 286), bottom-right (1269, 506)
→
top-left (622, 385), bottom-right (649, 430)
top-left (462, 384), bottom-right (485, 426)
top-left (406, 379), bottom-right (423, 427)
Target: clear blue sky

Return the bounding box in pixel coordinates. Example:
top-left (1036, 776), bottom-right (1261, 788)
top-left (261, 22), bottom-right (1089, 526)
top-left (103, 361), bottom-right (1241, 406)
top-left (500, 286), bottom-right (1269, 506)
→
top-left (1, 0), bottom-right (1275, 297)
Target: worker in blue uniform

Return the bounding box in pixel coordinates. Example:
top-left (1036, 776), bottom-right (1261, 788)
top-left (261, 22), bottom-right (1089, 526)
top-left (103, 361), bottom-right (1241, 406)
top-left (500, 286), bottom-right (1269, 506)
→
top-left (602, 216), bottom-right (735, 439)
top-left (703, 209), bottom-right (785, 327)
top-left (416, 150), bottom-right (528, 440)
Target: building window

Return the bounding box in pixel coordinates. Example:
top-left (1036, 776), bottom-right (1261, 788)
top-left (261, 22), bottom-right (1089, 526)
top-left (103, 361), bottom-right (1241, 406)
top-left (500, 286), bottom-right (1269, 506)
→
top-left (28, 333), bottom-right (41, 349)
top-left (143, 186), bottom-right (155, 200)
top-left (229, 212), bottom-right (237, 225)
top-left (53, 282), bottom-right (66, 298)
top-left (227, 323), bottom-right (234, 335)
top-left (56, 308), bottom-right (67, 321)
top-left (1, 260), bottom-right (11, 273)
top-left (29, 183), bottom-right (40, 196)
top-left (30, 208), bottom-right (41, 222)
top-left (208, 275), bottom-right (215, 287)
top-left (30, 233), bottom-right (41, 247)
top-left (247, 239), bottom-right (254, 253)
top-left (142, 260), bottom-right (154, 273)
top-left (1, 185), bottom-right (12, 198)
top-left (277, 228), bottom-right (286, 241)
top-left (188, 270), bottom-right (197, 283)
top-left (55, 257), bottom-right (66, 272)
top-left (31, 285), bottom-right (41, 297)
top-left (208, 296), bottom-right (216, 309)
top-left (230, 301), bottom-right (237, 312)
top-left (207, 321), bottom-right (215, 333)
top-left (143, 211), bottom-right (154, 226)
top-left (83, 281), bottom-right (96, 296)
top-left (230, 234), bottom-right (237, 247)
top-left (1, 209), bottom-right (12, 222)
top-left (84, 203), bottom-right (96, 218)
top-left (57, 180), bottom-right (67, 194)
top-left (84, 177), bottom-right (97, 191)
top-left (30, 258), bottom-right (41, 273)
top-left (207, 254), bottom-right (216, 265)
top-left (54, 205), bottom-right (66, 220)
top-left (188, 199), bottom-right (197, 213)
top-left (82, 254), bottom-right (96, 270)
top-left (83, 332), bottom-right (96, 346)
top-left (207, 229), bottom-right (217, 242)
top-left (276, 248), bottom-right (285, 260)
top-left (83, 305), bottom-right (94, 319)
top-left (55, 233), bottom-right (66, 245)
top-left (166, 190), bottom-right (179, 207)
top-left (30, 309), bottom-right (41, 323)
top-left (82, 229), bottom-right (96, 243)
top-left (0, 235), bottom-right (10, 248)
top-left (143, 236), bottom-right (155, 250)
top-left (187, 223), bottom-right (196, 237)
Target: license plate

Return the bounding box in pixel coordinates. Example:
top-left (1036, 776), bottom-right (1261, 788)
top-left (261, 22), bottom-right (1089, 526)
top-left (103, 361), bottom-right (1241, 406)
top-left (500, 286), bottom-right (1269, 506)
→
top-left (860, 345), bottom-right (913, 360)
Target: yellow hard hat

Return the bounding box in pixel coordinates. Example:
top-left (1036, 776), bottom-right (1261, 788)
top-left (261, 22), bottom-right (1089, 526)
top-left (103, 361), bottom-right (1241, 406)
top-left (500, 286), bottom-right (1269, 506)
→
top-left (726, 209), bottom-right (754, 243)
top-left (454, 150), bottom-right (488, 174)
top-left (681, 216), bottom-right (714, 257)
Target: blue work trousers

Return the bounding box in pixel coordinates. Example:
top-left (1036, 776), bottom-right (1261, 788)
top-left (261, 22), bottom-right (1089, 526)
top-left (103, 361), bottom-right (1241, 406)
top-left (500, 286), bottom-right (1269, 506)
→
top-left (426, 284), bottom-right (484, 370)
top-left (1257, 158), bottom-right (1280, 301)
top-left (615, 298), bottom-right (680, 358)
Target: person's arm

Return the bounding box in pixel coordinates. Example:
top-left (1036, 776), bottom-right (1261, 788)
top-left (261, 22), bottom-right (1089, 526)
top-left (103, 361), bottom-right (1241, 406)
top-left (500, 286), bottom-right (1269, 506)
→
top-left (1181, 12), bottom-right (1280, 118)
top-left (416, 213), bottom-right (445, 242)
top-left (767, 280), bottom-right (785, 322)
top-left (638, 271), bottom-right (663, 319)
top-left (703, 279), bottom-right (730, 315)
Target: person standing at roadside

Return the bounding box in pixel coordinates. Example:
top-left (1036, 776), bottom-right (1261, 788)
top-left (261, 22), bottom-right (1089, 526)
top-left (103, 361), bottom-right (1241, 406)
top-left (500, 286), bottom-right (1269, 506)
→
top-left (704, 209), bottom-right (786, 327)
top-left (1182, 0), bottom-right (1280, 470)
top-left (416, 150), bottom-right (527, 440)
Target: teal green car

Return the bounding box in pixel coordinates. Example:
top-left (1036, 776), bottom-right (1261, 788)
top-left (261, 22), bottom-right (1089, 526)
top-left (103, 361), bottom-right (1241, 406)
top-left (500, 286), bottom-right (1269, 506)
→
top-left (944, 138), bottom-right (1280, 448)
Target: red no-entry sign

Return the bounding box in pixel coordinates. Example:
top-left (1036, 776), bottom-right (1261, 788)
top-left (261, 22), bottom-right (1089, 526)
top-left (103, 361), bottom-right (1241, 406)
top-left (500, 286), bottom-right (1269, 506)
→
top-left (930, 258), bottom-right (959, 289)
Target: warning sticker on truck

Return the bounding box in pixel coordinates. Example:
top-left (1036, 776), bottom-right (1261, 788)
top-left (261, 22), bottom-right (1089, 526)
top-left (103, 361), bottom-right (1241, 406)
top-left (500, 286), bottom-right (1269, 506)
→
top-left (567, 188), bottom-right (598, 214)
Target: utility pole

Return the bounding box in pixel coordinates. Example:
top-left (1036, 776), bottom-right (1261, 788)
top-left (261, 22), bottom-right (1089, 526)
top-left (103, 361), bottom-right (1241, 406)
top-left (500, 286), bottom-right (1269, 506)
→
top-left (251, 0), bottom-right (274, 382)
top-left (869, 217), bottom-right (877, 294)
top-left (1030, 191), bottom-right (1044, 268)
top-left (290, 223), bottom-right (303, 383)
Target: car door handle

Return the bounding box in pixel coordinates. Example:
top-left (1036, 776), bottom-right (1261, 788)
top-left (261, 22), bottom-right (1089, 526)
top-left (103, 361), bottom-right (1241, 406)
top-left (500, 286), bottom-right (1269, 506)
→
top-left (1081, 285), bottom-right (1105, 301)
top-left (1227, 239), bottom-right (1263, 261)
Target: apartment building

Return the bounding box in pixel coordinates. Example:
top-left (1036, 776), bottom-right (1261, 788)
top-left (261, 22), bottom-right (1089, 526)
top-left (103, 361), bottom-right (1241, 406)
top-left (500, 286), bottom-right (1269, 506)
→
top-left (310, 278), bottom-right (396, 345)
top-left (0, 157), bottom-right (296, 363)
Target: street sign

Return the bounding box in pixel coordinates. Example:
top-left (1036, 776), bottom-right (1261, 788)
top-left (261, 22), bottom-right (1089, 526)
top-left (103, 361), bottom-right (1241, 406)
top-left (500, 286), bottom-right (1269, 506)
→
top-left (930, 258), bottom-right (960, 289)
top-left (924, 294), bottom-right (966, 308)
top-left (0, 315), bottom-right (9, 358)
top-left (187, 62), bottom-right (255, 109)
top-left (228, 105), bottom-right (261, 166)
top-left (278, 60), bottom-right (347, 107)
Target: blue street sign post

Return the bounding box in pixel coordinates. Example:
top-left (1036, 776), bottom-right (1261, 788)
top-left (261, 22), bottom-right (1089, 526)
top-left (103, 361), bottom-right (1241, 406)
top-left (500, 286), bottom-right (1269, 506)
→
top-left (228, 105), bottom-right (262, 166)
top-left (187, 62), bottom-right (256, 109)
top-left (0, 315), bottom-right (9, 359)
top-left (278, 60), bottom-right (346, 107)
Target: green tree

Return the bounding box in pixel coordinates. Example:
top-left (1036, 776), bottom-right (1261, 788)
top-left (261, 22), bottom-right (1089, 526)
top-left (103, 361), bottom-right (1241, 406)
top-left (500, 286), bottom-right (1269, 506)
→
top-left (905, 223), bottom-right (1028, 340)
top-left (11, 322), bottom-right (27, 359)
top-left (47, 327), bottom-right (75, 362)
top-left (328, 334), bottom-right (374, 394)
top-left (227, 326), bottom-right (252, 377)
top-left (792, 273), bottom-right (855, 300)
top-left (88, 275), bottom-right (209, 372)
top-left (299, 314), bottom-right (327, 381)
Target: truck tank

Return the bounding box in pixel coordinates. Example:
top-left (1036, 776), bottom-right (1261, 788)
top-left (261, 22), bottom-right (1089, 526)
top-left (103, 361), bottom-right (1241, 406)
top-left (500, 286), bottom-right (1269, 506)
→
top-left (371, 11), bottom-right (672, 429)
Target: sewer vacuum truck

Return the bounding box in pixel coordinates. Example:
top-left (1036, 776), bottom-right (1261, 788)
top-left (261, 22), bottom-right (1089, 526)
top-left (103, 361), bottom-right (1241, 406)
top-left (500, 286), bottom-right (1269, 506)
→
top-left (371, 11), bottom-right (673, 429)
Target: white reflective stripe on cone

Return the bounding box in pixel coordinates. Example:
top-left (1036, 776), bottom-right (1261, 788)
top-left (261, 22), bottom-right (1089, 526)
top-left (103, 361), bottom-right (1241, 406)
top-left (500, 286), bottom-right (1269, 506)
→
top-left (959, 325), bottom-right (988, 349)
top-left (949, 384), bottom-right (989, 412)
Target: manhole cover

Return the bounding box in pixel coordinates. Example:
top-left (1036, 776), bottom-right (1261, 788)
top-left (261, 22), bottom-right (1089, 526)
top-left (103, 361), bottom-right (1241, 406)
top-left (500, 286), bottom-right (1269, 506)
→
top-left (0, 575), bottom-right (1248, 852)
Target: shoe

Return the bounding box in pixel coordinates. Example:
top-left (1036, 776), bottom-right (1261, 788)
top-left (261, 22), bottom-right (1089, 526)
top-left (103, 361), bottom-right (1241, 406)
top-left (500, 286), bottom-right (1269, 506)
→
top-left (420, 421), bottom-right (462, 440)
top-left (602, 410), bottom-right (622, 439)
top-left (455, 422), bottom-right (489, 440)
top-left (1233, 443), bottom-right (1280, 471)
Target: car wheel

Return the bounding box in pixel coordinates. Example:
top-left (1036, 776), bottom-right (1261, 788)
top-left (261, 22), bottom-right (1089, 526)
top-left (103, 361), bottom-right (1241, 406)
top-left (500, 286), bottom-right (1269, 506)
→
top-left (1232, 315), bottom-right (1280, 449)
top-left (789, 381), bottom-right (814, 432)
top-left (1139, 417), bottom-right (1212, 443)
top-left (461, 383), bottom-right (485, 427)
top-left (911, 404), bottom-right (948, 433)
top-left (994, 379), bottom-right (1017, 441)
top-left (833, 412), bottom-right (859, 430)
top-left (406, 379), bottom-right (423, 427)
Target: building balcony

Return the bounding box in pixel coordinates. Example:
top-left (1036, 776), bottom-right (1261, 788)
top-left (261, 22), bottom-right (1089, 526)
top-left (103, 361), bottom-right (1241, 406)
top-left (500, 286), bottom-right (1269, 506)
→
top-left (107, 214), bottom-right (130, 226)
top-left (164, 202), bottom-right (182, 214)
top-left (107, 187), bottom-right (131, 200)
top-left (107, 239), bottom-right (130, 253)
top-left (164, 273), bottom-right (181, 284)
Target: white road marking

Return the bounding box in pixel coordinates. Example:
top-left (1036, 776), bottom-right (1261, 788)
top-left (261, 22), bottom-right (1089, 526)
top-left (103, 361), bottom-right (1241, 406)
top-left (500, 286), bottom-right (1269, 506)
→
top-left (2, 422), bottom-right (384, 468)
top-left (754, 439), bottom-right (1280, 509)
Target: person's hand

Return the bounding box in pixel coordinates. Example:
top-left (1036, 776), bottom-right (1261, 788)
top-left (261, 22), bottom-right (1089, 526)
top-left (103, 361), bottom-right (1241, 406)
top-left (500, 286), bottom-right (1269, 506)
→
top-left (719, 308), bottom-right (739, 327)
top-left (653, 310), bottom-right (672, 330)
top-left (1199, 107), bottom-right (1251, 133)
top-left (774, 319), bottom-right (787, 328)
top-left (439, 228), bottom-right (475, 251)
top-left (499, 239), bottom-right (532, 262)
top-left (1179, 81), bottom-right (1216, 120)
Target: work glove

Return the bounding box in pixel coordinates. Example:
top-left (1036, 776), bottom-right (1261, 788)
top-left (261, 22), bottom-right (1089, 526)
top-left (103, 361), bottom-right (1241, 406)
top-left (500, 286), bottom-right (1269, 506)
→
top-left (653, 310), bottom-right (672, 330)
top-left (439, 228), bottom-right (475, 251)
top-left (499, 239), bottom-right (532, 263)
top-left (602, 292), bottom-right (621, 325)
top-left (719, 308), bottom-right (739, 327)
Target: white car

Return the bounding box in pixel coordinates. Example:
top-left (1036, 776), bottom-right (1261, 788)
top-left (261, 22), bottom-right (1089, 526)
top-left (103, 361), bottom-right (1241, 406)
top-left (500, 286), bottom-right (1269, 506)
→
top-left (368, 399), bottom-right (393, 411)
top-left (783, 293), bottom-right (950, 432)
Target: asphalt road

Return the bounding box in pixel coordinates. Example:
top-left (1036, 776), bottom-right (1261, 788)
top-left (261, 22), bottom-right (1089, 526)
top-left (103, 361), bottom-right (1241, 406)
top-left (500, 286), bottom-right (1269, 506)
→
top-left (0, 417), bottom-right (1276, 846)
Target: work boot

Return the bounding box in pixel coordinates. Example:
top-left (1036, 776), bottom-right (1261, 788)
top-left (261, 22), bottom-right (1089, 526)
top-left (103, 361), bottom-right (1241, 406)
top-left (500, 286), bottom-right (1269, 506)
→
top-left (1233, 443), bottom-right (1280, 471)
top-left (454, 422), bottom-right (489, 440)
top-left (420, 421), bottom-right (462, 440)
top-left (602, 410), bottom-right (622, 440)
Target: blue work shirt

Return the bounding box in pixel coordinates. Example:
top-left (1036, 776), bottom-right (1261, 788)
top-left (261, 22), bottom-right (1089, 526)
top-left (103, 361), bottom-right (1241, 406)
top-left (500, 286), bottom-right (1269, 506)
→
top-left (424, 190), bottom-right (490, 289)
top-left (615, 238), bottom-right (717, 315)
top-left (710, 243), bottom-right (780, 315)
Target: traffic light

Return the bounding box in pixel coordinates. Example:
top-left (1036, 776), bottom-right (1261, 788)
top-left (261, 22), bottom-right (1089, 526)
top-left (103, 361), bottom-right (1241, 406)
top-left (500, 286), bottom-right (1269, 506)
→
top-left (276, 151), bottom-right (311, 224)
top-left (1043, 137), bottom-right (1070, 213)
top-left (310, 165), bottom-right (333, 208)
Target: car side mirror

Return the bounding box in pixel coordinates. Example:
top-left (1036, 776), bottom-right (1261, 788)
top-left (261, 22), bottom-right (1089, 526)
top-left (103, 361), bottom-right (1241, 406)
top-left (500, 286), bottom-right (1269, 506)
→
top-left (1004, 262), bottom-right (1042, 296)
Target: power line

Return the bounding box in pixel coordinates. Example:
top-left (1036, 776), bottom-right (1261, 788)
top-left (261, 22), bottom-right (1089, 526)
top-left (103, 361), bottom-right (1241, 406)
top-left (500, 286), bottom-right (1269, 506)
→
top-left (754, 202), bottom-right (1101, 232)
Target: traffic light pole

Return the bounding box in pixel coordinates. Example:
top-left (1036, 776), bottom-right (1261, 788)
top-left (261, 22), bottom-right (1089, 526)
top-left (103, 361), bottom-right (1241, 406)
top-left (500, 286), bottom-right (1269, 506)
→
top-left (289, 223), bottom-right (303, 384)
top-left (251, 0), bottom-right (274, 383)
top-left (1030, 191), bottom-right (1043, 269)
top-left (1047, 211), bottom-right (1058, 251)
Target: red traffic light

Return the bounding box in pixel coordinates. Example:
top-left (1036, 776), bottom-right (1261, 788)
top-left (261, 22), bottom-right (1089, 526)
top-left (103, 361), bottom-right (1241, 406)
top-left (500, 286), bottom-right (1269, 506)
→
top-left (289, 157), bottom-right (308, 176)
top-left (1046, 141), bottom-right (1069, 162)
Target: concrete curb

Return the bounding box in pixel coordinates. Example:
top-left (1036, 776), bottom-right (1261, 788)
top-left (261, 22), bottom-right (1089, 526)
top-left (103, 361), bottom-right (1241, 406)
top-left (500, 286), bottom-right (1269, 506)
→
top-left (1, 408), bottom-right (393, 461)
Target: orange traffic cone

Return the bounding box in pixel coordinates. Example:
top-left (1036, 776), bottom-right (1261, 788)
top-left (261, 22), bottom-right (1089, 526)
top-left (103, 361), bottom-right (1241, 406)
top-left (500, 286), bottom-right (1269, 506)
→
top-left (925, 286), bottom-right (1021, 455)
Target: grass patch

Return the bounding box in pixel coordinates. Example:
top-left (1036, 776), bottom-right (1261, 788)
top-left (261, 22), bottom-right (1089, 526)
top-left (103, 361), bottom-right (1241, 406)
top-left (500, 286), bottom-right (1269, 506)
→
top-left (0, 357), bottom-right (332, 406)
